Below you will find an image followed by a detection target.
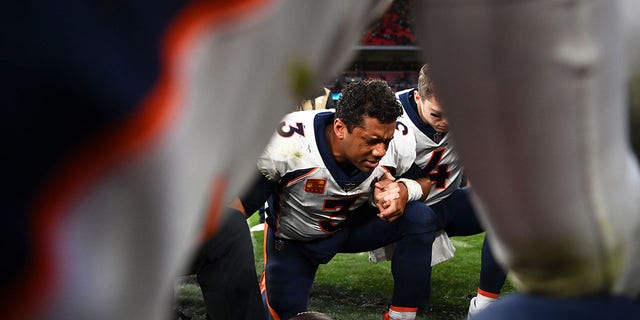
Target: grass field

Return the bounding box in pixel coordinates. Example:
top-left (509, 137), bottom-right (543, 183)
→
top-left (175, 214), bottom-right (515, 320)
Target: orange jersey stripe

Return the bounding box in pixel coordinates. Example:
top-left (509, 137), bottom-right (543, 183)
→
top-left (5, 0), bottom-right (272, 318)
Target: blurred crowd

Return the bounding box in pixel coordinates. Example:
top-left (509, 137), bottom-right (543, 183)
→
top-left (361, 0), bottom-right (415, 46)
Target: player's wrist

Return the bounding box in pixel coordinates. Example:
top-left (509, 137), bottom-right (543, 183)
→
top-left (396, 178), bottom-right (423, 202)
top-left (368, 192), bottom-right (377, 207)
top-left (369, 184), bottom-right (380, 207)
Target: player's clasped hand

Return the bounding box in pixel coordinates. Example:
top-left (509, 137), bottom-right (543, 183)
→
top-left (373, 171), bottom-right (408, 222)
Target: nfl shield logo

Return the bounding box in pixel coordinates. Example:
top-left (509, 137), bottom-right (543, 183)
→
top-left (343, 183), bottom-right (357, 191)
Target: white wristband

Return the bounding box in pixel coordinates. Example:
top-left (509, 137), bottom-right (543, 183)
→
top-left (396, 178), bottom-right (423, 202)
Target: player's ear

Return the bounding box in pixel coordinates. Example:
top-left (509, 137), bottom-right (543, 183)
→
top-left (413, 90), bottom-right (422, 104)
top-left (334, 118), bottom-right (346, 139)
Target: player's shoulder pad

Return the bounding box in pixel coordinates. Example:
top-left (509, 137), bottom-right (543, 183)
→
top-left (258, 109), bottom-right (332, 180)
top-left (391, 122), bottom-right (417, 158)
top-left (384, 120), bottom-right (417, 176)
top-left (283, 108), bottom-right (332, 122)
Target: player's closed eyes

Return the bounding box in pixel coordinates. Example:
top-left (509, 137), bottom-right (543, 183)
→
top-left (366, 138), bottom-right (393, 147)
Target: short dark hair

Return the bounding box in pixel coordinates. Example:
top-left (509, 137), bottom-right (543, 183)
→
top-left (335, 79), bottom-right (402, 132)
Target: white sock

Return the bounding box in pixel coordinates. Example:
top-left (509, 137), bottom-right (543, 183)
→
top-left (387, 306), bottom-right (417, 320)
top-left (475, 293), bottom-right (497, 309)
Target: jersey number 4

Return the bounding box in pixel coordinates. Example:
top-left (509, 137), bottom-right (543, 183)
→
top-left (424, 148), bottom-right (449, 189)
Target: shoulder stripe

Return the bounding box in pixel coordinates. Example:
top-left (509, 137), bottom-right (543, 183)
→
top-left (282, 167), bottom-right (319, 187)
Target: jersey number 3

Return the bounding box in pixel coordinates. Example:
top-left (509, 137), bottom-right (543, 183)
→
top-left (277, 121), bottom-right (304, 137)
top-left (318, 196), bottom-right (359, 233)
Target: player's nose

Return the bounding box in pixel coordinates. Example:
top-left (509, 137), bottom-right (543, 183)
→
top-left (371, 143), bottom-right (386, 157)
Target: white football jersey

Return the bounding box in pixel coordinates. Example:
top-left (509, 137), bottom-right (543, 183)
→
top-left (258, 109), bottom-right (417, 241)
top-left (396, 89), bottom-right (463, 206)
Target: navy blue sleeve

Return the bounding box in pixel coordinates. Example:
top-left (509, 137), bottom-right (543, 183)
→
top-left (400, 163), bottom-right (429, 180)
top-left (239, 171), bottom-right (278, 215)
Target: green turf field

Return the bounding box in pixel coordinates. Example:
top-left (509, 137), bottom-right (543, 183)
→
top-left (175, 214), bottom-right (515, 320)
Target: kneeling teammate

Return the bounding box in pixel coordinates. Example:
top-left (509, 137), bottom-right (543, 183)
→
top-left (237, 79), bottom-right (437, 320)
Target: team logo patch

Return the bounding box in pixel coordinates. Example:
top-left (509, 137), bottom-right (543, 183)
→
top-left (304, 178), bottom-right (326, 194)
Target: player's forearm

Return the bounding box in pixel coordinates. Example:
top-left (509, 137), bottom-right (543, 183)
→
top-left (415, 177), bottom-right (431, 201)
top-left (396, 177), bottom-right (428, 202)
top-left (398, 163), bottom-right (431, 201)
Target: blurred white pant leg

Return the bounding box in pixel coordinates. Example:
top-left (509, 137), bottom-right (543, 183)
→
top-left (44, 1), bottom-right (391, 319)
top-left (414, 0), bottom-right (640, 297)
